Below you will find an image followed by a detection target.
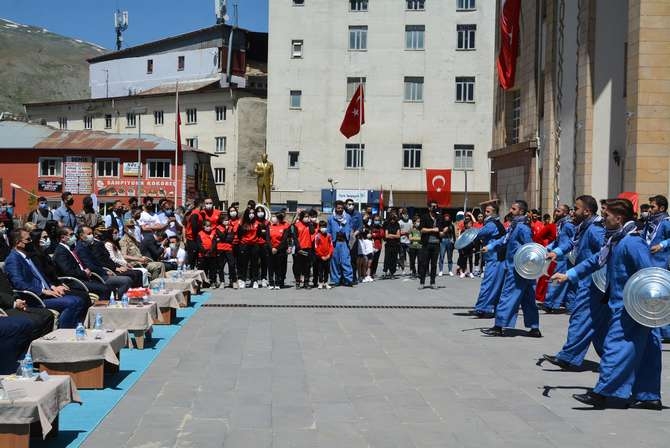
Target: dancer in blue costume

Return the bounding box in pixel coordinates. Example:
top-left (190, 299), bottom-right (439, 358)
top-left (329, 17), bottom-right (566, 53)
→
top-left (542, 204), bottom-right (576, 313)
top-left (645, 195), bottom-right (670, 342)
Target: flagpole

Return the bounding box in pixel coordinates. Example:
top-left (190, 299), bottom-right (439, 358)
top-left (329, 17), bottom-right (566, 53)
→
top-left (174, 81), bottom-right (179, 206)
top-left (357, 81), bottom-right (363, 212)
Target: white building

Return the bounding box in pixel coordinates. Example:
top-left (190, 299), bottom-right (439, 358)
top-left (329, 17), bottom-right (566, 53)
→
top-left (267, 0), bottom-right (495, 209)
top-left (25, 24), bottom-right (268, 206)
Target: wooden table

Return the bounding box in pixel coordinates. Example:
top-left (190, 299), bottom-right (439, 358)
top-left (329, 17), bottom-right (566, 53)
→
top-left (85, 302), bottom-right (160, 349)
top-left (147, 290), bottom-right (182, 325)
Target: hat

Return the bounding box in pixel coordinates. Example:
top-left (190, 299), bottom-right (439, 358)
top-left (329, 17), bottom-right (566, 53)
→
top-left (456, 211), bottom-right (465, 221)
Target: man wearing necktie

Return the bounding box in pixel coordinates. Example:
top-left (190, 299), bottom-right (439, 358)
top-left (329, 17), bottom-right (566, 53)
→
top-left (4, 229), bottom-right (86, 328)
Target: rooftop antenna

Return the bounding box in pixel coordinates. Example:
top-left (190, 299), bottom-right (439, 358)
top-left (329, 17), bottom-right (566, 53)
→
top-left (114, 9), bottom-right (129, 51)
top-left (225, 2), bottom-right (238, 84)
top-left (215, 0), bottom-right (229, 24)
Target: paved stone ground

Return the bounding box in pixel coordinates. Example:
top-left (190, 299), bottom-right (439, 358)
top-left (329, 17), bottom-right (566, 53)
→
top-left (83, 274), bottom-right (670, 448)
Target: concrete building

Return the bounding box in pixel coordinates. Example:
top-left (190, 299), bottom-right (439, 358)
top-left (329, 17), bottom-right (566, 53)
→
top-left (24, 24), bottom-right (268, 207)
top-left (490, 0), bottom-right (670, 212)
top-left (266, 0), bottom-right (496, 209)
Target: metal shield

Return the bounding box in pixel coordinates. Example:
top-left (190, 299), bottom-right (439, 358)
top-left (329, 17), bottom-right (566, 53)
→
top-left (567, 248), bottom-right (577, 265)
top-left (514, 243), bottom-right (551, 280)
top-left (623, 267), bottom-right (670, 328)
top-left (454, 228), bottom-right (479, 250)
top-left (591, 266), bottom-right (607, 293)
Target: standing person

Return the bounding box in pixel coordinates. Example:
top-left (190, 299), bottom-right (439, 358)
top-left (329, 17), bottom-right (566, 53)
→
top-left (530, 209), bottom-right (544, 241)
top-left (200, 197), bottom-right (221, 230)
top-left (0, 198), bottom-right (14, 233)
top-left (357, 230), bottom-right (374, 282)
top-left (644, 195), bottom-right (670, 342)
top-left (28, 197), bottom-right (54, 230)
top-left (344, 199), bottom-right (363, 284)
top-left (327, 201), bottom-right (354, 287)
top-left (470, 204), bottom-right (506, 318)
top-left (552, 198), bottom-right (662, 410)
top-left (52, 192), bottom-right (77, 230)
top-left (472, 212), bottom-right (485, 276)
top-left (418, 201), bottom-right (443, 289)
top-left (268, 211), bottom-right (291, 289)
top-left (543, 195), bottom-right (607, 370)
top-left (124, 197), bottom-right (139, 222)
top-left (313, 220), bottom-right (333, 289)
top-left (183, 201), bottom-right (203, 268)
top-left (534, 213), bottom-right (557, 303)
top-left (196, 220), bottom-right (218, 287)
top-left (138, 197), bottom-right (166, 238)
top-left (237, 208), bottom-right (259, 289)
top-left (369, 215), bottom-right (385, 279)
top-left (398, 209), bottom-right (412, 275)
top-left (215, 213), bottom-right (237, 289)
top-left (228, 205), bottom-right (241, 285)
top-left (293, 210), bottom-right (315, 289)
top-left (438, 212), bottom-right (455, 277)
top-left (543, 204), bottom-right (576, 313)
top-left (157, 200), bottom-right (182, 238)
top-left (407, 217), bottom-right (422, 278)
top-left (76, 196), bottom-right (102, 230)
top-left (481, 200), bottom-right (541, 337)
top-left (255, 205), bottom-right (271, 288)
top-left (104, 200), bottom-right (126, 238)
top-left (307, 209), bottom-right (320, 288)
top-left (382, 212), bottom-right (401, 279)
top-left (455, 218), bottom-right (475, 278)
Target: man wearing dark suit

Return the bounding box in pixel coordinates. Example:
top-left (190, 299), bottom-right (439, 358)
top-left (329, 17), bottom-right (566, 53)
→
top-left (140, 231), bottom-right (167, 262)
top-left (0, 270), bottom-right (54, 340)
top-left (75, 226), bottom-right (132, 296)
top-left (4, 229), bottom-right (86, 329)
top-left (90, 229), bottom-right (142, 287)
top-left (53, 227), bottom-right (112, 300)
top-left (0, 313), bottom-right (32, 374)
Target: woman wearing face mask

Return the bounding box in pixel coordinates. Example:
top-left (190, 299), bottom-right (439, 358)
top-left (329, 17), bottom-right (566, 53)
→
top-left (268, 212), bottom-right (291, 289)
top-left (255, 206), bottom-right (271, 288)
top-left (292, 210), bottom-right (315, 289)
top-left (184, 201), bottom-right (204, 268)
top-left (369, 215), bottom-right (385, 279)
top-left (313, 220), bottom-right (333, 289)
top-left (77, 196), bottom-right (102, 230)
top-left (227, 206), bottom-right (242, 288)
top-left (215, 213), bottom-right (237, 289)
top-left (196, 220), bottom-right (218, 287)
top-left (29, 196), bottom-right (54, 230)
top-left (237, 208), bottom-right (260, 288)
top-left (0, 222), bottom-right (9, 261)
top-left (103, 228), bottom-right (150, 287)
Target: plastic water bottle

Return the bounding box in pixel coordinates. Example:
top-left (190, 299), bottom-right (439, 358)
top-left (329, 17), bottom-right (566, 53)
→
top-left (75, 323), bottom-right (86, 341)
top-left (22, 353), bottom-right (33, 378)
top-left (109, 291), bottom-right (116, 307)
top-left (159, 278), bottom-right (165, 292)
top-left (121, 294), bottom-right (129, 308)
top-left (94, 313), bottom-right (103, 330)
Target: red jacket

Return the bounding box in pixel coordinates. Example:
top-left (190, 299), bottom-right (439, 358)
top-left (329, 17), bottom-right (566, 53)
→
top-left (229, 217), bottom-right (240, 245)
top-left (294, 221), bottom-right (314, 250)
top-left (371, 227), bottom-right (385, 251)
top-left (197, 229), bottom-right (216, 257)
top-left (256, 219), bottom-right (270, 246)
top-left (314, 232), bottom-right (333, 258)
top-left (200, 208), bottom-right (221, 226)
top-left (269, 222), bottom-right (290, 249)
top-left (215, 224), bottom-right (234, 251)
top-left (184, 211), bottom-right (203, 241)
top-left (239, 221), bottom-right (258, 246)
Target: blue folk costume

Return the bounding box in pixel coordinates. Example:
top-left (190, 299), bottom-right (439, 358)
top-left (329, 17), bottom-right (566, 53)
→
top-left (642, 212), bottom-right (670, 340)
top-left (543, 216), bottom-right (576, 311)
top-left (327, 212), bottom-right (354, 285)
top-left (567, 221), bottom-right (661, 402)
top-left (555, 216), bottom-right (607, 367)
top-left (473, 216), bottom-right (505, 314)
top-left (487, 215), bottom-right (539, 330)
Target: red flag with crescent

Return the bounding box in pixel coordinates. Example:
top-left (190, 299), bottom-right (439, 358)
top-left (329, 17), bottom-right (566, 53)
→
top-left (496, 0), bottom-right (521, 90)
top-left (426, 169), bottom-right (452, 207)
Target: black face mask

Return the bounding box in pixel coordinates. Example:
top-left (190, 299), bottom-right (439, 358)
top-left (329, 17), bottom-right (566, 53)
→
top-left (276, 214), bottom-right (285, 221)
top-left (66, 199), bottom-right (74, 206)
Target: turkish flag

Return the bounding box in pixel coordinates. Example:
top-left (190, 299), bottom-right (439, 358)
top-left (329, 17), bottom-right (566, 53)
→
top-left (176, 106), bottom-right (182, 152)
top-left (340, 85), bottom-right (365, 138)
top-left (618, 192), bottom-right (639, 212)
top-left (379, 186), bottom-right (384, 213)
top-left (426, 169), bottom-right (452, 207)
top-left (496, 0), bottom-right (521, 90)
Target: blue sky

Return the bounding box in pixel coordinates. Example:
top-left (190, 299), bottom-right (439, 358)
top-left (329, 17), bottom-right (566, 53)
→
top-left (0, 0), bottom-right (268, 49)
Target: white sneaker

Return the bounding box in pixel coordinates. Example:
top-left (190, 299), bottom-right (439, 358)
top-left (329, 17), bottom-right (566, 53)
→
top-left (325, 284), bottom-right (332, 290)
top-left (239, 281), bottom-right (246, 289)
top-left (438, 271), bottom-right (443, 277)
top-left (267, 284), bottom-right (274, 290)
top-left (365, 276), bottom-right (373, 282)
top-left (459, 273), bottom-right (466, 279)
top-left (252, 281), bottom-right (259, 289)
top-left (317, 284), bottom-right (323, 290)
top-left (261, 279), bottom-right (268, 288)
top-left (448, 272), bottom-right (454, 277)
top-left (468, 273), bottom-right (475, 278)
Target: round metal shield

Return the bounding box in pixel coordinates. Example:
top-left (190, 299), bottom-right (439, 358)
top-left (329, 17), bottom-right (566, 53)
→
top-left (514, 243), bottom-right (550, 280)
top-left (567, 248), bottom-right (577, 265)
top-left (623, 267), bottom-right (670, 328)
top-left (591, 266), bottom-right (607, 293)
top-left (454, 228), bottom-right (479, 250)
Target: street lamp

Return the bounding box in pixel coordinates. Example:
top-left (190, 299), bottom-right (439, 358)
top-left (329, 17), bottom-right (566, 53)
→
top-left (131, 107), bottom-right (147, 198)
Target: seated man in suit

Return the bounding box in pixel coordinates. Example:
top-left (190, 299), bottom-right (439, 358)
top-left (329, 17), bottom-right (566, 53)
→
top-left (4, 229), bottom-right (87, 329)
top-left (0, 313), bottom-right (33, 374)
top-left (75, 226), bottom-right (132, 297)
top-left (140, 230), bottom-right (168, 262)
top-left (53, 227), bottom-right (112, 300)
top-left (91, 227), bottom-right (143, 287)
top-left (0, 270), bottom-right (54, 341)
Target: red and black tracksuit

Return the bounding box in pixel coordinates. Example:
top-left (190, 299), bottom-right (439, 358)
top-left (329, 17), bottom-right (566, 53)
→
top-left (313, 232), bottom-right (334, 284)
top-left (196, 227), bottom-right (218, 283)
top-left (215, 222), bottom-right (237, 286)
top-left (269, 221), bottom-right (291, 288)
top-left (237, 221), bottom-right (259, 283)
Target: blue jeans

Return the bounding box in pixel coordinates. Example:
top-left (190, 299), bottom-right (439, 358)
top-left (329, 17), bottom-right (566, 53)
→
top-left (43, 295), bottom-right (87, 328)
top-left (438, 239), bottom-right (454, 273)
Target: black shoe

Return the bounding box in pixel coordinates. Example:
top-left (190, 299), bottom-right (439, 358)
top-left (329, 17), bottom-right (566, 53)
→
top-left (527, 328), bottom-right (543, 338)
top-left (481, 326), bottom-right (504, 337)
top-left (344, 282), bottom-right (353, 287)
top-left (573, 391), bottom-right (606, 408)
top-left (542, 354), bottom-right (574, 370)
top-left (474, 311), bottom-right (495, 319)
top-left (631, 399), bottom-right (663, 410)
top-left (545, 307), bottom-right (567, 314)
top-left (467, 310), bottom-right (478, 316)
top-left (662, 338), bottom-right (670, 344)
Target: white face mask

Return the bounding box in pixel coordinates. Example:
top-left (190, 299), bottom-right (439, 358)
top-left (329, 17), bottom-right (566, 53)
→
top-left (257, 212), bottom-right (265, 219)
top-left (40, 238), bottom-right (50, 248)
top-left (169, 243), bottom-right (178, 250)
top-left (271, 216), bottom-right (278, 224)
top-left (229, 211), bottom-right (238, 218)
top-left (320, 228), bottom-right (327, 234)
top-left (67, 235), bottom-right (76, 246)
top-left (85, 234), bottom-right (94, 243)
top-left (248, 213), bottom-right (255, 220)
top-left (205, 204), bottom-right (213, 210)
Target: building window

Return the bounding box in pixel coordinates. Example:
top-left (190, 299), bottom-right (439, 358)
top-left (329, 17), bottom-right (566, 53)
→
top-left (83, 115), bottom-right (93, 130)
top-left (186, 108), bottom-right (197, 124)
top-left (290, 90), bottom-right (302, 109)
top-left (185, 137), bottom-right (198, 149)
top-left (293, 0), bottom-right (304, 5)
top-left (455, 76), bottom-right (475, 102)
top-left (457, 0), bottom-right (476, 11)
top-left (454, 144), bottom-right (474, 170)
top-left (407, 0), bottom-right (425, 10)
top-left (345, 144), bottom-right (364, 168)
top-left (215, 136), bottom-right (227, 154)
top-left (288, 151), bottom-right (300, 168)
top-left (457, 24), bottom-right (476, 50)
top-left (402, 144), bottom-right (422, 169)
top-left (349, 26), bottom-right (368, 50)
top-left (39, 158), bottom-right (62, 177)
top-left (147, 159), bottom-right (171, 178)
top-left (147, 59), bottom-right (153, 74)
top-left (291, 40), bottom-right (303, 58)
top-left (154, 110), bottom-right (164, 125)
top-left (215, 106), bottom-right (227, 121)
top-left (350, 0), bottom-right (368, 11)
top-left (126, 112), bottom-right (136, 128)
top-left (508, 90), bottom-right (521, 144)
top-left (58, 117), bottom-right (67, 130)
top-left (405, 25), bottom-right (425, 50)
top-left (404, 77), bottom-right (424, 102)
top-left (96, 159), bottom-right (119, 177)
top-left (214, 168), bottom-right (226, 184)
top-left (104, 114), bottom-right (112, 129)
top-left (346, 77), bottom-right (366, 101)
top-left (177, 55), bottom-right (185, 71)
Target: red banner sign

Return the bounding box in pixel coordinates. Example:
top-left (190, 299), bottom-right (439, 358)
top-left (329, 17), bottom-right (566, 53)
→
top-left (95, 179), bottom-right (176, 198)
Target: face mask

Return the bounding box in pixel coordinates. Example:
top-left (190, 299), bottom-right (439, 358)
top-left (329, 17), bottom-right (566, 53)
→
top-left (0, 228), bottom-right (5, 234)
top-left (85, 234), bottom-right (94, 243)
top-left (40, 238), bottom-right (50, 248)
top-left (257, 212), bottom-right (265, 219)
top-left (205, 204), bottom-right (213, 210)
top-left (222, 220), bottom-right (230, 226)
top-left (310, 217), bottom-right (317, 223)
top-left (66, 199), bottom-right (74, 206)
top-left (373, 220), bottom-right (380, 225)
top-left (641, 212), bottom-right (649, 219)
top-left (271, 217), bottom-right (278, 224)
top-left (229, 211), bottom-right (238, 218)
top-left (169, 243), bottom-right (178, 250)
top-left (204, 227), bottom-right (211, 233)
top-left (116, 208), bottom-right (124, 215)
top-left (402, 214), bottom-right (408, 220)
top-left (320, 228), bottom-right (327, 234)
top-left (248, 213), bottom-right (255, 220)
top-left (67, 235), bottom-right (76, 246)
top-left (39, 202), bottom-right (48, 209)
top-left (164, 209), bottom-right (174, 217)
